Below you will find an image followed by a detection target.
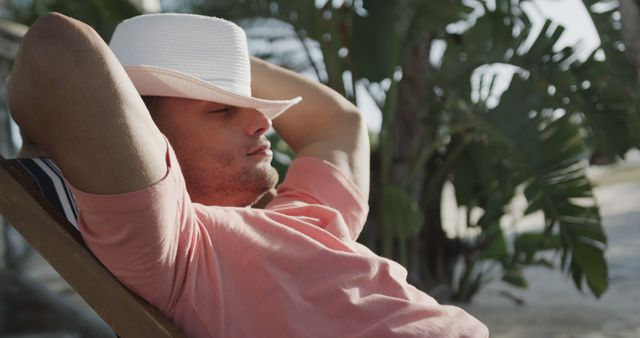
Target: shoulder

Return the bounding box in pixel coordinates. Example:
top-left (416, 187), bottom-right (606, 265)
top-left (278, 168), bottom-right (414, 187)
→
top-left (268, 156), bottom-right (369, 233)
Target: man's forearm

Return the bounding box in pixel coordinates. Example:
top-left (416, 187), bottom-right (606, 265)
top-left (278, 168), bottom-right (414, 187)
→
top-left (250, 57), bottom-right (370, 197)
top-left (250, 57), bottom-right (362, 152)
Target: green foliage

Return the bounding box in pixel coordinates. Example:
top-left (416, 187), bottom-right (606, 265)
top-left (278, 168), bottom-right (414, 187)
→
top-left (433, 0), bottom-right (630, 298)
top-left (351, 1), bottom-right (411, 82)
top-left (382, 185), bottom-right (424, 266)
top-left (4, 0), bottom-right (140, 40)
top-left (199, 0), bottom-right (637, 302)
top-left (382, 186), bottom-right (424, 240)
top-left (6, 0), bottom-right (636, 302)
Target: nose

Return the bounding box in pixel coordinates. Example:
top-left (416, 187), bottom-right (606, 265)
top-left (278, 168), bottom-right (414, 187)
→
top-left (242, 108), bottom-right (272, 136)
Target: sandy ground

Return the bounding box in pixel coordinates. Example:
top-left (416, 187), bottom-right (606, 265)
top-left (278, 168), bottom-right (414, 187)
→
top-left (461, 161), bottom-right (640, 337)
top-left (10, 156), bottom-right (640, 337)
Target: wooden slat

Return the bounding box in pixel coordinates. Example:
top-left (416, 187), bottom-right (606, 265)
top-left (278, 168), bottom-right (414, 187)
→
top-left (0, 155), bottom-right (187, 338)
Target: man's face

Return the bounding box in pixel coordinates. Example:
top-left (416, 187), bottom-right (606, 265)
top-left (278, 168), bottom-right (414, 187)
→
top-left (151, 97), bottom-right (278, 207)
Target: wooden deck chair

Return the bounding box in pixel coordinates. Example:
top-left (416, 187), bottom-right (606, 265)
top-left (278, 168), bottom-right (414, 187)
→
top-left (0, 154), bottom-right (188, 338)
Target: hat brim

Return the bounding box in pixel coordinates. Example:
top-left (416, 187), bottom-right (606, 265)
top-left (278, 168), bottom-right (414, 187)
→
top-left (124, 66), bottom-right (301, 119)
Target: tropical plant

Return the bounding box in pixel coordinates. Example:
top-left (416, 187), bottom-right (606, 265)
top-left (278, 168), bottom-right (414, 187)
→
top-left (3, 0), bottom-right (638, 303)
top-left (191, 0), bottom-right (639, 302)
top-left (3, 0), bottom-right (140, 39)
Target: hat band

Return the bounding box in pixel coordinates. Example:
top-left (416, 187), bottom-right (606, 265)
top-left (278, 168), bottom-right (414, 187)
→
top-left (200, 77), bottom-right (251, 96)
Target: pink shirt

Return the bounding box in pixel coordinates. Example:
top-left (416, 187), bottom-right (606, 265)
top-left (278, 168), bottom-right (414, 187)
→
top-left (70, 141), bottom-right (488, 338)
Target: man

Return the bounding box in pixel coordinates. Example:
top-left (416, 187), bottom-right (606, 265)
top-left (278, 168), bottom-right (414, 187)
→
top-left (6, 12), bottom-right (488, 338)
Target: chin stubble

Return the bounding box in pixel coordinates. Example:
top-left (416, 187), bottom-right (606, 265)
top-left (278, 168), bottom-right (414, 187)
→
top-left (184, 161), bottom-right (279, 206)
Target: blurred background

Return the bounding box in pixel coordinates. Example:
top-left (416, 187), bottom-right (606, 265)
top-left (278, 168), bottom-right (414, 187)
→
top-left (0, 0), bottom-right (639, 337)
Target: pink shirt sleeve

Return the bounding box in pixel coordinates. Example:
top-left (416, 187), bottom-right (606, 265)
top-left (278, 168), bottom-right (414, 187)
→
top-left (67, 139), bottom-right (198, 314)
top-left (266, 156), bottom-right (369, 240)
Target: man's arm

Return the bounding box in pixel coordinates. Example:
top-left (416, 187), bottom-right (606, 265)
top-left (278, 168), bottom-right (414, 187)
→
top-left (6, 13), bottom-right (165, 194)
top-left (250, 57), bottom-right (370, 199)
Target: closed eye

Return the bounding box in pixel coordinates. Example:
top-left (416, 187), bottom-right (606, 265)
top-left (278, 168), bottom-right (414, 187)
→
top-left (208, 106), bottom-right (230, 114)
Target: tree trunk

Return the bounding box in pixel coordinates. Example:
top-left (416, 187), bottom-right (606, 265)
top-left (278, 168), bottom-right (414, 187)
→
top-left (619, 0), bottom-right (640, 97)
top-left (391, 32), bottom-right (466, 300)
top-left (393, 33), bottom-right (432, 282)
top-left (392, 32), bottom-right (432, 185)
top-left (390, 32), bottom-right (457, 298)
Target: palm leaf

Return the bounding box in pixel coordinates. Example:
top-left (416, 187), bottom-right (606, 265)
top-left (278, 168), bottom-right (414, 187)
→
top-left (440, 2), bottom-right (612, 297)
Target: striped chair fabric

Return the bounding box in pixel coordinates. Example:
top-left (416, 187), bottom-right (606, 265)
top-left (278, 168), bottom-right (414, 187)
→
top-left (16, 158), bottom-right (79, 228)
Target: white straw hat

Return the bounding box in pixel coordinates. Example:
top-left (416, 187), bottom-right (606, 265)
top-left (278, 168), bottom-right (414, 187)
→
top-left (109, 13), bottom-right (301, 119)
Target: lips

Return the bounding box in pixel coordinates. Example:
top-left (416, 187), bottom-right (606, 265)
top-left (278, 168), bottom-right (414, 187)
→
top-left (247, 141), bottom-right (272, 156)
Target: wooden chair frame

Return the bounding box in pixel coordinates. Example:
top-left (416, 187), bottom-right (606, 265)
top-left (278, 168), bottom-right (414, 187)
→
top-left (0, 155), bottom-right (187, 337)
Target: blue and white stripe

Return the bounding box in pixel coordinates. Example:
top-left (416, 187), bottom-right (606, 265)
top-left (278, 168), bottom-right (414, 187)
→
top-left (16, 158), bottom-right (79, 229)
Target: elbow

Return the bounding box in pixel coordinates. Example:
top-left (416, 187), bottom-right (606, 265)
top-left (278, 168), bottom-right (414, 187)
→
top-left (334, 108), bottom-right (369, 147)
top-left (7, 13), bottom-right (65, 130)
top-left (26, 12), bottom-right (92, 39)
top-left (7, 12), bottom-right (96, 129)
top-left (17, 13), bottom-right (82, 60)
top-left (17, 13), bottom-right (99, 64)
top-left (342, 108), bottom-right (367, 132)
